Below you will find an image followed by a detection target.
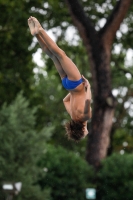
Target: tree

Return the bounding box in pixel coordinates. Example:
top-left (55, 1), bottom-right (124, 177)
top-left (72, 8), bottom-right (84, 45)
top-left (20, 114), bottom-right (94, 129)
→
top-left (23, 0), bottom-right (133, 163)
top-left (0, 0), bottom-right (46, 105)
top-left (38, 144), bottom-right (95, 200)
top-left (22, 0), bottom-right (133, 160)
top-left (64, 0), bottom-right (132, 168)
top-left (1, 0), bottom-right (133, 169)
top-left (0, 92), bottom-right (52, 200)
top-left (97, 154), bottom-right (133, 200)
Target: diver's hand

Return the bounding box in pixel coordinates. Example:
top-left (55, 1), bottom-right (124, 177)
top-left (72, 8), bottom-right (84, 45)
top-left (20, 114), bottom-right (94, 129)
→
top-left (82, 75), bottom-right (90, 89)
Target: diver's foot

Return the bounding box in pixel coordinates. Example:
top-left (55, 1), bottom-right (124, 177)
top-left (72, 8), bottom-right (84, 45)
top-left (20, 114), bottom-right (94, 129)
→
top-left (31, 16), bottom-right (43, 35)
top-left (28, 17), bottom-right (36, 35)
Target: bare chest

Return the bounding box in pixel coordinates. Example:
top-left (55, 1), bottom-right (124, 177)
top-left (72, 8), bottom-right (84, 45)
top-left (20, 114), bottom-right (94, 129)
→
top-left (70, 94), bottom-right (86, 120)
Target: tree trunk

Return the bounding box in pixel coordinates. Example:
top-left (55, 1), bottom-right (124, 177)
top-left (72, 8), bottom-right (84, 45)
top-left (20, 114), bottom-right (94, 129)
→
top-left (85, 43), bottom-right (116, 168)
top-left (65, 0), bottom-right (132, 169)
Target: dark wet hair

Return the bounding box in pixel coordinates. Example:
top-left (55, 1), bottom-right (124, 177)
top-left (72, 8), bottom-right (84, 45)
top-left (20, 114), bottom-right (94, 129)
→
top-left (65, 120), bottom-right (85, 142)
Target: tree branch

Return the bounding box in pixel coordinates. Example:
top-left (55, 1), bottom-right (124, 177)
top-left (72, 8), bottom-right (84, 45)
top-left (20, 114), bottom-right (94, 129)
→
top-left (65, 0), bottom-right (97, 48)
top-left (101, 0), bottom-right (132, 47)
top-left (117, 66), bottom-right (133, 77)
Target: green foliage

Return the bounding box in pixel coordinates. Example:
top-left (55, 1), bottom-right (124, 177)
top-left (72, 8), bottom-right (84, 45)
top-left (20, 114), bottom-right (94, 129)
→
top-left (38, 144), bottom-right (95, 200)
top-left (0, 0), bottom-right (45, 104)
top-left (0, 1), bottom-right (133, 198)
top-left (29, 0), bottom-right (133, 154)
top-left (0, 92), bottom-right (52, 200)
top-left (0, 0), bottom-right (133, 155)
top-left (112, 128), bottom-right (133, 153)
top-left (98, 154), bottom-right (133, 200)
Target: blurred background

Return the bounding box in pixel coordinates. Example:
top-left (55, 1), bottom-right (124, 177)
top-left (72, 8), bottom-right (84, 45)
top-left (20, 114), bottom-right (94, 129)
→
top-left (0, 0), bottom-right (133, 199)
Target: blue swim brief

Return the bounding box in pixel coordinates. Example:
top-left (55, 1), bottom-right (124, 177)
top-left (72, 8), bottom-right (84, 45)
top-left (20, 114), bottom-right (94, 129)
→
top-left (62, 77), bottom-right (83, 90)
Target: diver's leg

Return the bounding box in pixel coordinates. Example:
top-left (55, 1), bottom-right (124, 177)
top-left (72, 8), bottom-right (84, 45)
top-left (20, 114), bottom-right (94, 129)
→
top-left (28, 17), bottom-right (66, 78)
top-left (36, 35), bottom-right (67, 78)
top-left (36, 34), bottom-right (66, 78)
top-left (32, 16), bottom-right (81, 80)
